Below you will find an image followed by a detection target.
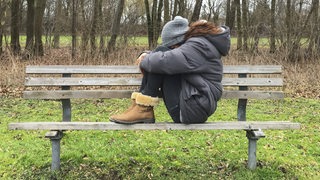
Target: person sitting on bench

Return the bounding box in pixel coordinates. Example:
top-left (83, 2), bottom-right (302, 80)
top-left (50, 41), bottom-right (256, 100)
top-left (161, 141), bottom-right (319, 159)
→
top-left (110, 16), bottom-right (230, 124)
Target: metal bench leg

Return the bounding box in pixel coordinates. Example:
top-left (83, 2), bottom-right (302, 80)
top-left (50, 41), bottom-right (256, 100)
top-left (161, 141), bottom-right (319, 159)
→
top-left (237, 99), bottom-right (247, 121)
top-left (45, 131), bottom-right (64, 171)
top-left (246, 130), bottom-right (265, 170)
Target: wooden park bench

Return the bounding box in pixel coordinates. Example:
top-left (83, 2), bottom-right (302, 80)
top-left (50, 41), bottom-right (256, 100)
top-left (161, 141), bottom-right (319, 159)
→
top-left (8, 65), bottom-right (300, 171)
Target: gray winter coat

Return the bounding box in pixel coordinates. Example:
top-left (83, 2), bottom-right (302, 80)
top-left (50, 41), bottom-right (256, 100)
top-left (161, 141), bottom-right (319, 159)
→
top-left (140, 26), bottom-right (230, 123)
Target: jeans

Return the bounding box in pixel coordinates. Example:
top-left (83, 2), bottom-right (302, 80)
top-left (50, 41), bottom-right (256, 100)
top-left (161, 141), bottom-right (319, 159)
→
top-left (139, 71), bottom-right (182, 123)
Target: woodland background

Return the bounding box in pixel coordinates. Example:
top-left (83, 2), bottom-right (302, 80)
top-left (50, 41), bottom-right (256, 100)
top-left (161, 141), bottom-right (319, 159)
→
top-left (0, 0), bottom-right (319, 97)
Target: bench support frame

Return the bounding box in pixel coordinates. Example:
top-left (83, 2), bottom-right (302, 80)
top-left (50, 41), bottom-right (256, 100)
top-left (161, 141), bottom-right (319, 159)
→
top-left (45, 130), bottom-right (64, 171)
top-left (43, 129), bottom-right (267, 171)
top-left (246, 130), bottom-right (265, 169)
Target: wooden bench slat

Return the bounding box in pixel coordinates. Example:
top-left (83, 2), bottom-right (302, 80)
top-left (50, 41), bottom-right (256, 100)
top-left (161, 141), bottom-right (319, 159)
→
top-left (8, 121), bottom-right (300, 131)
top-left (26, 65), bottom-right (140, 74)
top-left (221, 91), bottom-right (284, 99)
top-left (26, 65), bottom-right (282, 74)
top-left (25, 77), bottom-right (283, 87)
top-left (23, 90), bottom-right (284, 99)
top-left (23, 90), bottom-right (134, 99)
top-left (223, 65), bottom-right (282, 74)
top-left (222, 78), bottom-right (283, 86)
top-left (25, 77), bottom-right (143, 86)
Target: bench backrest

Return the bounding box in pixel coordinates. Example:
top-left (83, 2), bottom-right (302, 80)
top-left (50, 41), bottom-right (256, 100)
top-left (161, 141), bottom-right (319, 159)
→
top-left (24, 65), bottom-right (284, 121)
top-left (24, 65), bottom-right (283, 99)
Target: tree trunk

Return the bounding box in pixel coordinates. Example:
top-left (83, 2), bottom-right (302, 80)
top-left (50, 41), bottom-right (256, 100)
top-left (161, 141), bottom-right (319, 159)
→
top-left (107, 0), bottom-right (125, 51)
top-left (98, 0), bottom-right (105, 53)
top-left (154, 0), bottom-right (163, 46)
top-left (0, 1), bottom-right (7, 55)
top-left (11, 0), bottom-right (21, 55)
top-left (71, 0), bottom-right (77, 58)
top-left (235, 0), bottom-right (242, 50)
top-left (90, 0), bottom-right (99, 54)
top-left (226, 0), bottom-right (231, 28)
top-left (26, 0), bottom-right (34, 56)
top-left (34, 0), bottom-right (46, 57)
top-left (307, 0), bottom-right (319, 57)
top-left (172, 0), bottom-right (178, 18)
top-left (177, 0), bottom-right (185, 16)
top-left (151, 0), bottom-right (158, 48)
top-left (163, 0), bottom-right (170, 24)
top-left (227, 0), bottom-right (236, 31)
top-left (145, 0), bottom-right (153, 49)
top-left (286, 0), bottom-right (291, 49)
top-left (80, 0), bottom-right (89, 52)
top-left (191, 0), bottom-right (202, 22)
top-left (242, 0), bottom-right (248, 51)
top-left (270, 0), bottom-right (276, 53)
top-left (53, 0), bottom-right (62, 48)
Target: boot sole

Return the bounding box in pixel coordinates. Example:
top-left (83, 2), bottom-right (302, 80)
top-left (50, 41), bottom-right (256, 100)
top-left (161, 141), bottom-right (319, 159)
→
top-left (109, 118), bottom-right (155, 124)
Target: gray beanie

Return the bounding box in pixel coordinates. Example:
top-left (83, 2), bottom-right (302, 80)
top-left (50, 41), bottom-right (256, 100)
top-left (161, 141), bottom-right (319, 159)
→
top-left (161, 16), bottom-right (189, 47)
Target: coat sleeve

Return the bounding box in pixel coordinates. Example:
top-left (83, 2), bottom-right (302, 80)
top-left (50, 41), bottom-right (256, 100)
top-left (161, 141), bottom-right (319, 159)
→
top-left (140, 39), bottom-right (209, 75)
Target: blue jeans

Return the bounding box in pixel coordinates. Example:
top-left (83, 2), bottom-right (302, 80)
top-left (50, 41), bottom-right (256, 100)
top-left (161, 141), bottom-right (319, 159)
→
top-left (140, 72), bottom-right (182, 123)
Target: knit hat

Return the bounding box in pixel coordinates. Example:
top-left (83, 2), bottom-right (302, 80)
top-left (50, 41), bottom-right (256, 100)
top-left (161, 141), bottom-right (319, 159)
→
top-left (161, 16), bottom-right (189, 47)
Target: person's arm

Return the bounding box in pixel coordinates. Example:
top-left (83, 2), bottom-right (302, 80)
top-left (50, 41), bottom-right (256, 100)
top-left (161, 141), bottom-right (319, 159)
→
top-left (140, 39), bottom-right (206, 75)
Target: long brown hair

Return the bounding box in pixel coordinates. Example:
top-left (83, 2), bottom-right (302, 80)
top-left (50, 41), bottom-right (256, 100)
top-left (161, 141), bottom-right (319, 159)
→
top-left (185, 20), bottom-right (222, 40)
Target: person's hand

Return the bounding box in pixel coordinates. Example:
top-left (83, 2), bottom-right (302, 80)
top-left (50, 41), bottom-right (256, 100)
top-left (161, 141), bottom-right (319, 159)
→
top-left (136, 52), bottom-right (147, 65)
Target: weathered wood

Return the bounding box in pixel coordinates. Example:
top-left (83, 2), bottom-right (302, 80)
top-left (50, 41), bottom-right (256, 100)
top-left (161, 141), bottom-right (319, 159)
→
top-left (25, 77), bottom-right (283, 87)
top-left (9, 121), bottom-right (300, 131)
top-left (23, 90), bottom-right (284, 99)
top-left (23, 90), bottom-right (134, 99)
top-left (26, 65), bottom-right (141, 74)
top-left (25, 77), bottom-right (143, 86)
top-left (26, 65), bottom-right (282, 74)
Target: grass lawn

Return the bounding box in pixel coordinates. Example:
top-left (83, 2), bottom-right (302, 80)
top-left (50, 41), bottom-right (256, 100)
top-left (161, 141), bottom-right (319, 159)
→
top-left (0, 97), bottom-right (319, 179)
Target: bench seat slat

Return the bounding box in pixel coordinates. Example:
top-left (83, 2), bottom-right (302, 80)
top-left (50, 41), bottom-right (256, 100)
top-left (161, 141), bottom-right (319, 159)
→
top-left (26, 65), bottom-right (282, 74)
top-left (23, 90), bottom-right (284, 99)
top-left (25, 77), bottom-right (283, 87)
top-left (8, 121), bottom-right (300, 131)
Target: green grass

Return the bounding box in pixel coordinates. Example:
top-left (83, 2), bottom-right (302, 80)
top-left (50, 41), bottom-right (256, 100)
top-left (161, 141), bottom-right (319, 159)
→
top-left (0, 97), bottom-right (319, 179)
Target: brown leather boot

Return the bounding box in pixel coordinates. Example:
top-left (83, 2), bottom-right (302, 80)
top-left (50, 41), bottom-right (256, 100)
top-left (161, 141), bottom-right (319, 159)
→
top-left (109, 92), bottom-right (140, 121)
top-left (109, 93), bottom-right (159, 124)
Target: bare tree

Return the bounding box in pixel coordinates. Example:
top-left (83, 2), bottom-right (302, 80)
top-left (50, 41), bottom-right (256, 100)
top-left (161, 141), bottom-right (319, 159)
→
top-left (191, 0), bottom-right (203, 22)
top-left (285, 0), bottom-right (291, 48)
top-left (24, 0), bottom-right (46, 57)
top-left (177, 0), bottom-right (185, 16)
top-left (26, 0), bottom-right (34, 56)
top-left (163, 0), bottom-right (170, 24)
top-left (235, 0), bottom-right (242, 49)
top-left (242, 0), bottom-right (248, 51)
top-left (145, 0), bottom-right (163, 49)
top-left (90, 0), bottom-right (100, 53)
top-left (71, 0), bottom-right (77, 58)
top-left (10, 0), bottom-right (21, 55)
top-left (79, 0), bottom-right (88, 52)
top-left (0, 1), bottom-right (9, 55)
top-left (307, 0), bottom-right (319, 58)
top-left (107, 0), bottom-right (125, 51)
top-left (53, 0), bottom-right (62, 48)
top-left (226, 0), bottom-right (236, 31)
top-left (270, 0), bottom-right (276, 53)
top-left (34, 0), bottom-right (46, 56)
